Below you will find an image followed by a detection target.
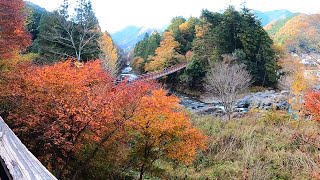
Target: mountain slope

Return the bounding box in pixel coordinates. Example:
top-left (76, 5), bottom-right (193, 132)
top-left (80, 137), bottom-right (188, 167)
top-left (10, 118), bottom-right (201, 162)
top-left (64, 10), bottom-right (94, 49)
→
top-left (111, 26), bottom-right (158, 52)
top-left (268, 13), bottom-right (320, 53)
top-left (264, 13), bottom-right (300, 36)
top-left (25, 1), bottom-right (47, 41)
top-left (254, 9), bottom-right (294, 26)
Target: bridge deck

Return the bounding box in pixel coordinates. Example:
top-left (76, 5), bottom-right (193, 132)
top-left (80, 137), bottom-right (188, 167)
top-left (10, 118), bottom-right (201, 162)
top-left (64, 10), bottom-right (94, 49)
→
top-left (136, 63), bottom-right (187, 81)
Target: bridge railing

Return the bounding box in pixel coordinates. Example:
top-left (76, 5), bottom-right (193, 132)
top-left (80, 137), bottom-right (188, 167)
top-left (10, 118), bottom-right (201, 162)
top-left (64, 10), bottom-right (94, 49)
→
top-left (115, 63), bottom-right (187, 84)
top-left (136, 63), bottom-right (187, 81)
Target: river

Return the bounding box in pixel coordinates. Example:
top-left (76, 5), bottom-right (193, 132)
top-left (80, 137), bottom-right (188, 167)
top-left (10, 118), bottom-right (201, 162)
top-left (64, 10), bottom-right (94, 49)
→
top-left (120, 64), bottom-right (232, 114)
top-left (120, 63), bottom-right (295, 116)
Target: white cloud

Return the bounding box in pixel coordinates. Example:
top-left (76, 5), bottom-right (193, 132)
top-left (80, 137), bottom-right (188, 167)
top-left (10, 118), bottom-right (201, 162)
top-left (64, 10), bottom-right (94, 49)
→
top-left (26, 0), bottom-right (320, 33)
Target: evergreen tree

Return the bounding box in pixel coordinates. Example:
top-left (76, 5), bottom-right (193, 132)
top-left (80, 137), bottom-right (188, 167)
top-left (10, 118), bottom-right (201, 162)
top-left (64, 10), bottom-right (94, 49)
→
top-left (35, 0), bottom-right (101, 63)
top-left (133, 33), bottom-right (149, 59)
top-left (133, 32), bottom-right (161, 72)
top-left (185, 6), bottom-right (278, 87)
top-left (239, 7), bottom-right (278, 86)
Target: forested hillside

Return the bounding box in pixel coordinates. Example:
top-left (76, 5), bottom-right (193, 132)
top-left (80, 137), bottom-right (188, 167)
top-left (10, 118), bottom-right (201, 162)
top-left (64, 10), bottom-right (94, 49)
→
top-left (111, 26), bottom-right (159, 52)
top-left (264, 13), bottom-right (299, 36)
top-left (1, 1), bottom-right (320, 179)
top-left (132, 7), bottom-right (279, 90)
top-left (265, 13), bottom-right (320, 53)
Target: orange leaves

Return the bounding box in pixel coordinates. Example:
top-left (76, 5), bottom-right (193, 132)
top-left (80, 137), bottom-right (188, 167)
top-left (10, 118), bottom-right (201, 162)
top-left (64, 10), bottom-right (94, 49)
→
top-left (0, 0), bottom-right (31, 59)
top-left (128, 89), bottom-right (207, 167)
top-left (1, 58), bottom-right (207, 178)
top-left (0, 59), bottom-right (155, 175)
top-left (305, 91), bottom-right (320, 122)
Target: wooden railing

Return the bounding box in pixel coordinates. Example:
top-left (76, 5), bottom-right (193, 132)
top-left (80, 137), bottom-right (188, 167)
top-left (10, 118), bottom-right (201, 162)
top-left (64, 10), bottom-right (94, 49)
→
top-left (0, 117), bottom-right (57, 180)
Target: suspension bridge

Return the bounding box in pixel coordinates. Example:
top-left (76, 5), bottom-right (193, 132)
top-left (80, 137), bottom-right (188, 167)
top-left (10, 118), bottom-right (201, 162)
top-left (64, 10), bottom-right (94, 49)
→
top-left (116, 63), bottom-right (188, 84)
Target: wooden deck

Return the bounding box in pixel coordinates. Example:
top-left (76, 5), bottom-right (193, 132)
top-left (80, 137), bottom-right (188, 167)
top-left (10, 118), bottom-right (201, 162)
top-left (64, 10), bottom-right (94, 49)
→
top-left (0, 117), bottom-right (57, 180)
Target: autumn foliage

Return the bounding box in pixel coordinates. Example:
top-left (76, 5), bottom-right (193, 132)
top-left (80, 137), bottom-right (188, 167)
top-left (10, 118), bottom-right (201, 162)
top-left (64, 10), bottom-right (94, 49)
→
top-left (127, 89), bottom-right (207, 179)
top-left (0, 0), bottom-right (31, 58)
top-left (305, 91), bottom-right (320, 122)
top-left (145, 31), bottom-right (185, 72)
top-left (0, 59), bottom-right (206, 179)
top-left (0, 59), bottom-right (150, 177)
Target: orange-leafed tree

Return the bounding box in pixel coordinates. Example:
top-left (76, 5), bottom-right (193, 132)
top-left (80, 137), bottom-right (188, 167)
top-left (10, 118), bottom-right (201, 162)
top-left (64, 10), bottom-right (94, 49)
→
top-left (0, 59), bottom-right (154, 179)
top-left (127, 89), bottom-right (207, 180)
top-left (0, 0), bottom-right (30, 59)
top-left (145, 31), bottom-right (185, 72)
top-left (305, 91), bottom-right (320, 122)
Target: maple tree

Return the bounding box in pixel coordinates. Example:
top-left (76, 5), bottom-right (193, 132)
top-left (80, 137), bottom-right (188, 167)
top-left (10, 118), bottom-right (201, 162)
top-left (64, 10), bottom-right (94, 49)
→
top-left (127, 89), bottom-right (207, 180)
top-left (305, 91), bottom-right (320, 122)
top-left (0, 0), bottom-right (31, 59)
top-left (0, 59), bottom-right (154, 179)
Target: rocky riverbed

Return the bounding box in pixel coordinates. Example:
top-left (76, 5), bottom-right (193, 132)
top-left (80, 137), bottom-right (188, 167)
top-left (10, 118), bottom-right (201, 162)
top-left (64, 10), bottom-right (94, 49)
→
top-left (120, 64), bottom-right (290, 117)
top-left (174, 90), bottom-right (290, 116)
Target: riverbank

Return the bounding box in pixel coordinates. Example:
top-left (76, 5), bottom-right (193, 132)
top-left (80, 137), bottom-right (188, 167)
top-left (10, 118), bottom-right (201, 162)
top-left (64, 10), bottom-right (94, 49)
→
top-left (120, 64), bottom-right (290, 117)
top-left (172, 89), bottom-right (290, 117)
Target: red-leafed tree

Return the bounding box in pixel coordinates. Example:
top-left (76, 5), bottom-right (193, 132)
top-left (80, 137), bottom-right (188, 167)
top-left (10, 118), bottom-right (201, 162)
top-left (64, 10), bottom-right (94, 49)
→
top-left (0, 59), bottom-right (154, 178)
top-left (305, 91), bottom-right (320, 122)
top-left (0, 0), bottom-right (31, 58)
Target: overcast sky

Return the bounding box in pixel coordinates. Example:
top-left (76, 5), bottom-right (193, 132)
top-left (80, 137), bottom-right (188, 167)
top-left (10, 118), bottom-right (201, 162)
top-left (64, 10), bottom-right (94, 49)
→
top-left (27, 0), bottom-right (319, 33)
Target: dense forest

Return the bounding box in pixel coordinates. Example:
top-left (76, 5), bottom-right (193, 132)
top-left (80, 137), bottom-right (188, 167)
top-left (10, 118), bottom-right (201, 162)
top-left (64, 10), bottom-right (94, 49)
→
top-left (0, 0), bottom-right (320, 179)
top-left (133, 7), bottom-right (279, 91)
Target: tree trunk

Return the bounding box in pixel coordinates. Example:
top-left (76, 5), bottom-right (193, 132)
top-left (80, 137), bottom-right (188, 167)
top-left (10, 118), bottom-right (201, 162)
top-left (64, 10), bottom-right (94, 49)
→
top-left (77, 53), bottom-right (81, 62)
top-left (139, 163), bottom-right (145, 180)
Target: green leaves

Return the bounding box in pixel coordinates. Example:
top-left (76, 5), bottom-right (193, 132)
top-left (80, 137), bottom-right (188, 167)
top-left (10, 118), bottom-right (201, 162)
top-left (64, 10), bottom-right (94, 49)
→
top-left (186, 6), bottom-right (278, 87)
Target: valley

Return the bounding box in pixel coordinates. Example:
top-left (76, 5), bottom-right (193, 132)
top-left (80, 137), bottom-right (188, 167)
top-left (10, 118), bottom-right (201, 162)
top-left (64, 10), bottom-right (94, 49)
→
top-left (0, 0), bottom-right (320, 179)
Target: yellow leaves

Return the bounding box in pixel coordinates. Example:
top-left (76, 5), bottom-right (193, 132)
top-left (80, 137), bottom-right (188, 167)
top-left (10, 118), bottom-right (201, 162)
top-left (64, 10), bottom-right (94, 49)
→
top-left (195, 24), bottom-right (209, 38)
top-left (179, 22), bottom-right (189, 32)
top-left (98, 32), bottom-right (118, 75)
top-left (291, 71), bottom-right (308, 95)
top-left (145, 31), bottom-right (185, 72)
top-left (74, 61), bottom-right (84, 68)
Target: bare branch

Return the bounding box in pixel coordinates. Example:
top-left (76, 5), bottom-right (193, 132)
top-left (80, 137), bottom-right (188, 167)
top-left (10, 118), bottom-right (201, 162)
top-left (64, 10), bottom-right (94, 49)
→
top-left (206, 57), bottom-right (252, 120)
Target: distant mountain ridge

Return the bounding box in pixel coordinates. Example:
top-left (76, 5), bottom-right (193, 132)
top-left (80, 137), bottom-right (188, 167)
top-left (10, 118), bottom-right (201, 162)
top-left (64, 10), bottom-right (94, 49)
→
top-left (112, 9), bottom-right (294, 52)
top-left (253, 9), bottom-right (294, 26)
top-left (264, 13), bottom-right (300, 37)
top-left (111, 26), bottom-right (160, 52)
